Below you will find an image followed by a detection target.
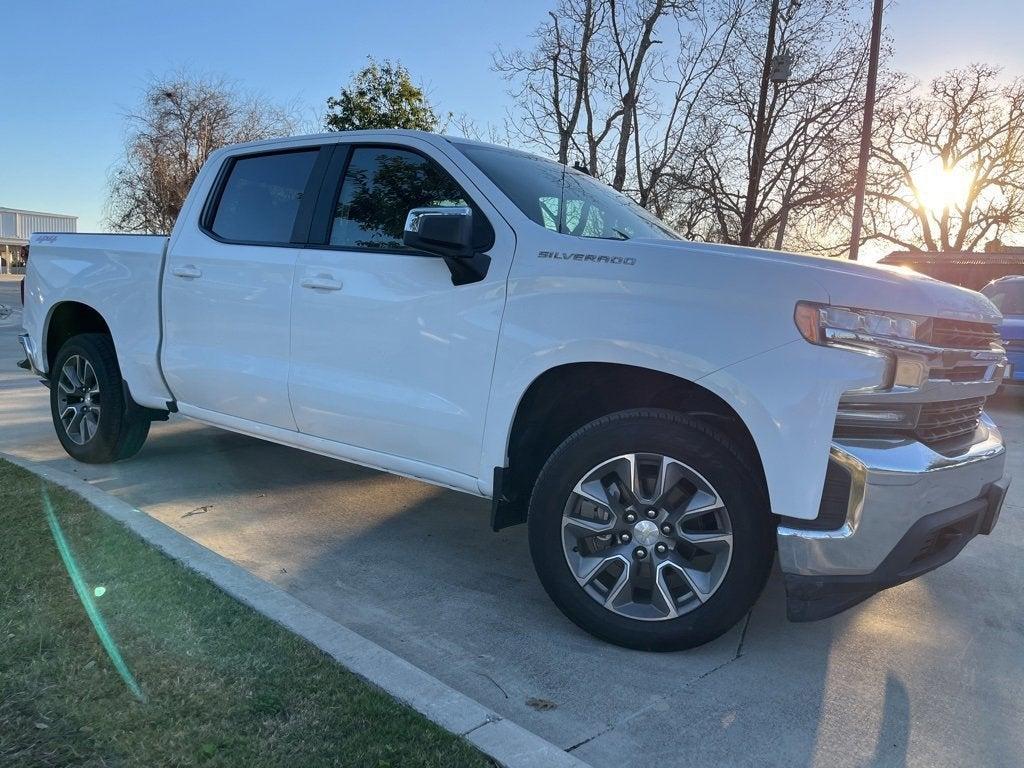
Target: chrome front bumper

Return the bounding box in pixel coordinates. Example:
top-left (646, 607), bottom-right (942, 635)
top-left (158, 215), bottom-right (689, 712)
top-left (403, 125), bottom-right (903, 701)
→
top-left (778, 416), bottom-right (1008, 620)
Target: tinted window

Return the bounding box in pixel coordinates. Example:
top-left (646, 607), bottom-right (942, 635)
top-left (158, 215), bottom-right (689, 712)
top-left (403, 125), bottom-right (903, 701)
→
top-left (456, 143), bottom-right (678, 241)
top-left (982, 281), bottom-right (1024, 314)
top-left (210, 150), bottom-right (319, 244)
top-left (330, 147), bottom-right (487, 250)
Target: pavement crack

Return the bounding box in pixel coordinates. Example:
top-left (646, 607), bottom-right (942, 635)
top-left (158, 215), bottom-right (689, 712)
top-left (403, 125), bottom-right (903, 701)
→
top-left (685, 614), bottom-right (753, 688)
top-left (679, 609), bottom-right (753, 688)
top-left (566, 724), bottom-right (614, 752)
top-left (689, 657), bottom-right (735, 686)
top-left (735, 609), bottom-right (753, 659)
top-left (461, 715), bottom-right (501, 736)
top-left (607, 613), bottom-right (758, 738)
top-left (182, 504), bottom-right (214, 518)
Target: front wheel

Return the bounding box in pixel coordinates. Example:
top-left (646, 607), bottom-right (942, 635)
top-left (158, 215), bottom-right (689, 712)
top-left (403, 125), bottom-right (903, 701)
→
top-left (50, 333), bottom-right (151, 464)
top-left (528, 409), bottom-right (773, 651)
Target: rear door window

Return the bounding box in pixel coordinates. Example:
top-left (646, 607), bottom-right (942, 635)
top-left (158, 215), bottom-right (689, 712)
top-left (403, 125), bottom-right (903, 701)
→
top-left (210, 149), bottom-right (320, 244)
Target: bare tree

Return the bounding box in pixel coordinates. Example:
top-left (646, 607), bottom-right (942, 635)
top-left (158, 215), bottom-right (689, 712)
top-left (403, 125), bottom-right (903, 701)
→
top-left (497, 0), bottom-right (882, 254)
top-left (629, 1), bottom-right (750, 212)
top-left (495, 0), bottom-right (747, 206)
top-left (862, 64), bottom-right (1024, 252)
top-left (495, 0), bottom-right (606, 167)
top-left (676, 0), bottom-right (881, 251)
top-left (106, 73), bottom-right (298, 233)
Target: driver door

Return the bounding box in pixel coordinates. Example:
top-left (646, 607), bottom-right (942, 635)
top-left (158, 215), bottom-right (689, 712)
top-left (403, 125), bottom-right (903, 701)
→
top-left (287, 139), bottom-right (515, 479)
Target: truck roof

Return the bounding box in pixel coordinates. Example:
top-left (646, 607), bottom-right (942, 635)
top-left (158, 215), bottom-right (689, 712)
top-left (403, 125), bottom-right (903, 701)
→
top-left (214, 129), bottom-right (544, 163)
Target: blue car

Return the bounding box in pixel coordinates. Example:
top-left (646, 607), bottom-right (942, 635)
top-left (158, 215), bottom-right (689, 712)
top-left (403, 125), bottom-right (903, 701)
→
top-left (981, 275), bottom-right (1024, 384)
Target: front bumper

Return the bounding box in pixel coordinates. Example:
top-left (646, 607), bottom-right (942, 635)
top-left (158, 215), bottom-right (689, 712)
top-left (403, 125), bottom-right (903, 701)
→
top-left (778, 417), bottom-right (1008, 621)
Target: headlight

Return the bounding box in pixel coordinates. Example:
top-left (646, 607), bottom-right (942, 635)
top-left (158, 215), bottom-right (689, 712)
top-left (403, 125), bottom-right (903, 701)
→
top-left (794, 302), bottom-right (920, 346)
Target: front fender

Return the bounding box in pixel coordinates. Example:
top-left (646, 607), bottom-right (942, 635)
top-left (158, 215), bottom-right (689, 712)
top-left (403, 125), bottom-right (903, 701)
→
top-left (698, 340), bottom-right (886, 521)
top-left (478, 258), bottom-right (831, 500)
top-left (480, 308), bottom-right (886, 524)
top-left (478, 333), bottom-right (732, 497)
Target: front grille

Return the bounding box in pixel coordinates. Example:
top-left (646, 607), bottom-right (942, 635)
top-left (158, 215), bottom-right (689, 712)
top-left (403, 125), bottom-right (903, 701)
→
top-left (929, 365), bottom-right (991, 382)
top-left (914, 397), bottom-right (986, 444)
top-left (833, 316), bottom-right (1000, 451)
top-left (926, 319), bottom-right (1000, 349)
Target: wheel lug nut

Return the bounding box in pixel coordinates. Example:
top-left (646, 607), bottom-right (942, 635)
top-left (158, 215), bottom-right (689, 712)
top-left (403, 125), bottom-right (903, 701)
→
top-left (620, 532), bottom-right (632, 544)
top-left (661, 524), bottom-right (672, 536)
top-left (624, 512), bottom-right (637, 523)
top-left (634, 547), bottom-right (648, 560)
top-left (655, 542), bottom-right (668, 556)
top-left (646, 509), bottom-right (657, 519)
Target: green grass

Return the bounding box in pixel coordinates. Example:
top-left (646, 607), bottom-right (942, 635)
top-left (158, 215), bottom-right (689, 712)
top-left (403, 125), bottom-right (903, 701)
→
top-left (0, 459), bottom-right (492, 768)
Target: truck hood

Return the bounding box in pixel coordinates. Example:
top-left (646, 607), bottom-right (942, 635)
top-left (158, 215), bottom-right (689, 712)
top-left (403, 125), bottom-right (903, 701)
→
top-left (638, 239), bottom-right (1001, 324)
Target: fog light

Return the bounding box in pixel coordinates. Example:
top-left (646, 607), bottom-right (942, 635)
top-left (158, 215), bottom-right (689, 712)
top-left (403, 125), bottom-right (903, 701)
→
top-left (894, 357), bottom-right (928, 388)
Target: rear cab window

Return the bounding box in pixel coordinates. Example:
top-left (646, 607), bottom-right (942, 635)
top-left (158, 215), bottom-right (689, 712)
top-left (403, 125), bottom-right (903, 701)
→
top-left (207, 149), bottom-right (320, 245)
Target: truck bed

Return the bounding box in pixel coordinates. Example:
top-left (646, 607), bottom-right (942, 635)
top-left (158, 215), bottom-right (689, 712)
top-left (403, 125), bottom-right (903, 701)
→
top-left (22, 233), bottom-right (173, 409)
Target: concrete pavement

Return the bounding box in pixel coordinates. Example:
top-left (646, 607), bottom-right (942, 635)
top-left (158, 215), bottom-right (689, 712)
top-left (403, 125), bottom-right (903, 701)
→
top-left (1, 276), bottom-right (1021, 767)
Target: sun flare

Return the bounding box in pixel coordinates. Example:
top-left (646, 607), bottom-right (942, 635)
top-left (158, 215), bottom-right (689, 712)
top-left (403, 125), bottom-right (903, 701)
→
top-left (912, 158), bottom-right (972, 214)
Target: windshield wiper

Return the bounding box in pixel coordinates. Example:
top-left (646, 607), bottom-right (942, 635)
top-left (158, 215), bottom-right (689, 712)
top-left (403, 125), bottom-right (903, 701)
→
top-left (589, 229), bottom-right (630, 241)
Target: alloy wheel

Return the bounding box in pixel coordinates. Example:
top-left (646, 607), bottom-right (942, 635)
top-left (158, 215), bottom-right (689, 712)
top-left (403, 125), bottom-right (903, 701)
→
top-left (56, 354), bottom-right (102, 445)
top-left (561, 453), bottom-right (733, 621)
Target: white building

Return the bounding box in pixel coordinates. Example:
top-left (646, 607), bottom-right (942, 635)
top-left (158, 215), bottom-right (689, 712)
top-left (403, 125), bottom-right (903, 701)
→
top-left (0, 207), bottom-right (77, 273)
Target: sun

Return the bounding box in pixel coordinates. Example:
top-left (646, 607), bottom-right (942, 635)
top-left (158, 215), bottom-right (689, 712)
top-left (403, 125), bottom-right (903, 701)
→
top-left (912, 158), bottom-right (973, 214)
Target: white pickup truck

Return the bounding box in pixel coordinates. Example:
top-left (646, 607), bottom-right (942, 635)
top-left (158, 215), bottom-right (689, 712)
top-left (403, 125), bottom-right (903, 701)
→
top-left (19, 130), bottom-right (1010, 650)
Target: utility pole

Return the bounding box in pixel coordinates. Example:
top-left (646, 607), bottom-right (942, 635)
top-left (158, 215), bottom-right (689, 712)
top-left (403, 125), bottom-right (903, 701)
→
top-left (739, 0), bottom-right (782, 246)
top-left (848, 0), bottom-right (884, 260)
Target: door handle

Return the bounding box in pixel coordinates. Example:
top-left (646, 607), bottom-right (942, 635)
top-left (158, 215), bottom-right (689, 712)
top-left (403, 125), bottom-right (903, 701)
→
top-left (171, 265), bottom-right (202, 279)
top-left (300, 274), bottom-right (344, 292)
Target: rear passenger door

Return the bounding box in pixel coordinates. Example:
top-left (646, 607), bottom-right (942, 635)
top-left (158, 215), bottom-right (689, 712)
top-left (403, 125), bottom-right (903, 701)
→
top-left (162, 145), bottom-right (329, 429)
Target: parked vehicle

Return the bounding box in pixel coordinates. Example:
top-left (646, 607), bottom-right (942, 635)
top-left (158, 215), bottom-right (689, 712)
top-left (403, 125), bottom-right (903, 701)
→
top-left (18, 131), bottom-right (1010, 650)
top-left (981, 275), bottom-right (1024, 384)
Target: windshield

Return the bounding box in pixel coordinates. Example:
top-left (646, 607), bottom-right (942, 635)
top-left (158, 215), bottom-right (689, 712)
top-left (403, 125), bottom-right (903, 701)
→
top-left (455, 143), bottom-right (679, 241)
top-left (982, 280), bottom-right (1024, 315)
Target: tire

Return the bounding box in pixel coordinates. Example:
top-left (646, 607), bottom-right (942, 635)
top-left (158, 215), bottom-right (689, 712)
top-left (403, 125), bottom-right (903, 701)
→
top-left (50, 333), bottom-right (151, 464)
top-left (528, 408), bottom-right (773, 651)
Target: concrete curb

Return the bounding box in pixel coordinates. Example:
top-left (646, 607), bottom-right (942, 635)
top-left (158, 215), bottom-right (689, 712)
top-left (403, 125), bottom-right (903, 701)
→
top-left (2, 451), bottom-right (591, 768)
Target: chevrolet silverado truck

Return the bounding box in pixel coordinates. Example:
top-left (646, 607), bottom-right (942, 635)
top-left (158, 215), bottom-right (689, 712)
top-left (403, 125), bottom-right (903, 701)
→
top-left (19, 130), bottom-right (1010, 650)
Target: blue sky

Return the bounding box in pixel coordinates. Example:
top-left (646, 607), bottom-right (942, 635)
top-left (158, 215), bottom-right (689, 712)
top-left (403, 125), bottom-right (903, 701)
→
top-left (2, 0), bottom-right (1022, 232)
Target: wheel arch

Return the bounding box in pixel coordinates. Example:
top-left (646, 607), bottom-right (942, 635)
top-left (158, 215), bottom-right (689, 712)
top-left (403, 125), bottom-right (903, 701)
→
top-left (44, 301), bottom-right (112, 372)
top-left (491, 362), bottom-right (769, 530)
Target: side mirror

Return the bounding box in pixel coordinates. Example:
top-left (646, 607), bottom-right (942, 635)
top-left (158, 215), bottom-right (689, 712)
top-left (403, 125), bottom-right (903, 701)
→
top-left (403, 206), bottom-right (475, 259)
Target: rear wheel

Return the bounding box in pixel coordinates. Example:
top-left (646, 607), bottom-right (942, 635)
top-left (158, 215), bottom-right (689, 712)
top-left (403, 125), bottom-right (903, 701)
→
top-left (528, 409), bottom-right (773, 651)
top-left (50, 334), bottom-right (151, 464)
